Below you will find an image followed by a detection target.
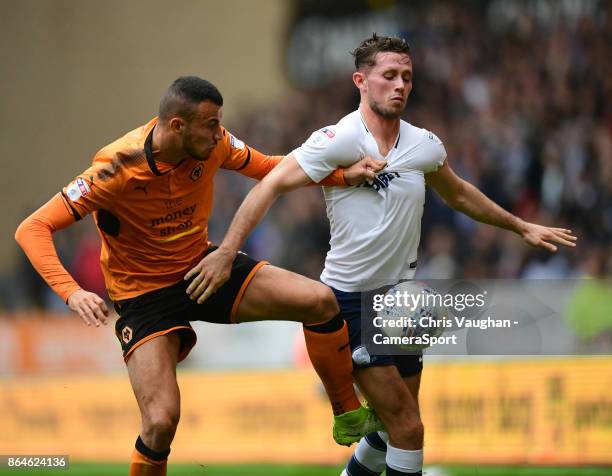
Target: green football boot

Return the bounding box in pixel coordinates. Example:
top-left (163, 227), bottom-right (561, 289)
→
top-left (332, 404), bottom-right (385, 446)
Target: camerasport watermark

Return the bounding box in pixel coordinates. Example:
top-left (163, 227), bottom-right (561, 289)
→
top-left (370, 283), bottom-right (526, 349)
top-left (359, 279), bottom-right (612, 356)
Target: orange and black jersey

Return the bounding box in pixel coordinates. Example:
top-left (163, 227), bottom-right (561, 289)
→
top-left (16, 118), bottom-right (346, 302)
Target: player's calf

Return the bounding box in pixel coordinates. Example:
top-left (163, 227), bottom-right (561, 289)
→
top-left (303, 311), bottom-right (361, 416)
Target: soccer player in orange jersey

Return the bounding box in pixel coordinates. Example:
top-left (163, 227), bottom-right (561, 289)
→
top-left (15, 76), bottom-right (386, 476)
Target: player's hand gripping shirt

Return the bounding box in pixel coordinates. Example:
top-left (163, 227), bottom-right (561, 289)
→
top-left (16, 118), bottom-right (346, 302)
top-left (293, 111), bottom-right (447, 292)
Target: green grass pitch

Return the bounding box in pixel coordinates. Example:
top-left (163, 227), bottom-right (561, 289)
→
top-left (1, 464), bottom-right (610, 475)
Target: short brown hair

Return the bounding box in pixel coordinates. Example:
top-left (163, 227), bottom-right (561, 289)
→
top-left (351, 33), bottom-right (411, 70)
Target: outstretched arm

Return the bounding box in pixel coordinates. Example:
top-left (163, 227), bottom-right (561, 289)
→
top-left (228, 147), bottom-right (376, 187)
top-left (426, 161), bottom-right (577, 252)
top-left (185, 154), bottom-right (385, 303)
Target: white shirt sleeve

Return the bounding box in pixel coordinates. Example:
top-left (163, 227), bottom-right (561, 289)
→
top-left (292, 125), bottom-right (361, 183)
top-left (420, 129), bottom-right (447, 173)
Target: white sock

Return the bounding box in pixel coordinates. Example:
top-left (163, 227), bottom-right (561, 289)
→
top-left (352, 433), bottom-right (387, 473)
top-left (386, 442), bottom-right (423, 473)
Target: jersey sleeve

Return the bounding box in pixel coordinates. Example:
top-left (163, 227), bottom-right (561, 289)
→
top-left (292, 125), bottom-right (361, 183)
top-left (217, 128), bottom-right (278, 179)
top-left (61, 155), bottom-right (124, 220)
top-left (219, 129), bottom-right (252, 170)
top-left (228, 148), bottom-right (285, 181)
top-left (232, 149), bottom-right (347, 185)
top-left (220, 127), bottom-right (347, 185)
top-left (16, 152), bottom-right (124, 303)
top-left (15, 193), bottom-right (83, 302)
top-left (419, 129), bottom-right (447, 173)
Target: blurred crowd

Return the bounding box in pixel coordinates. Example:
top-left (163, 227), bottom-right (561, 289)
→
top-left (217, 1), bottom-right (612, 282)
top-left (8, 1), bottom-right (611, 312)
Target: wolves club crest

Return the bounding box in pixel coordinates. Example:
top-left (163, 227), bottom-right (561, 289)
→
top-left (190, 164), bottom-right (204, 181)
top-left (122, 326), bottom-right (133, 344)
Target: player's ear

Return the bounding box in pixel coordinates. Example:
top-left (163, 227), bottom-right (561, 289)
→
top-left (353, 71), bottom-right (366, 91)
top-left (169, 117), bottom-right (185, 133)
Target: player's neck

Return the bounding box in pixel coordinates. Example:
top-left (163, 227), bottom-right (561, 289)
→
top-left (152, 124), bottom-right (185, 165)
top-left (359, 104), bottom-right (400, 156)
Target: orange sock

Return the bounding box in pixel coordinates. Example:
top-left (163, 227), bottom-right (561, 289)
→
top-left (129, 437), bottom-right (169, 476)
top-left (129, 448), bottom-right (167, 476)
top-left (303, 320), bottom-right (361, 415)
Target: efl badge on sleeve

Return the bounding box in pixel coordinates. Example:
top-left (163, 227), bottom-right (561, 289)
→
top-left (66, 177), bottom-right (90, 202)
top-left (229, 133), bottom-right (245, 150)
top-left (321, 128), bottom-right (336, 139)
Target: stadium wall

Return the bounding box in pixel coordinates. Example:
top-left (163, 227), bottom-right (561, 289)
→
top-left (1, 0), bottom-right (292, 269)
top-left (1, 356), bottom-right (610, 465)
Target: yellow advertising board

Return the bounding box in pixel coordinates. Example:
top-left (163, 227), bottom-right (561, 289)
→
top-left (0, 358), bottom-right (611, 465)
top-left (420, 358), bottom-right (612, 465)
top-left (0, 371), bottom-right (352, 464)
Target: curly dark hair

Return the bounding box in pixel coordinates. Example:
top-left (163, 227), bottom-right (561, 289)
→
top-left (351, 33), bottom-right (411, 70)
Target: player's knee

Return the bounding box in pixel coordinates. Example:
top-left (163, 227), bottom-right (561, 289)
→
top-left (316, 285), bottom-right (340, 321)
top-left (143, 407), bottom-right (180, 438)
top-left (387, 412), bottom-right (424, 447)
top-left (299, 284), bottom-right (339, 325)
top-left (376, 387), bottom-right (423, 446)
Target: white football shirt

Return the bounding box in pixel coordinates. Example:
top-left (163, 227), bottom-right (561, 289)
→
top-left (292, 110), bottom-right (447, 292)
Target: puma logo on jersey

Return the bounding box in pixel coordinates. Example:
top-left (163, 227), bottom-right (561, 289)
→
top-left (356, 171), bottom-right (401, 192)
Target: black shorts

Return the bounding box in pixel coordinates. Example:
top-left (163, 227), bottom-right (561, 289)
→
top-left (113, 247), bottom-right (267, 362)
top-left (331, 286), bottom-right (423, 378)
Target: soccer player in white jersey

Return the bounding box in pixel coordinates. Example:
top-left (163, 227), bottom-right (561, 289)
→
top-left (186, 34), bottom-right (577, 475)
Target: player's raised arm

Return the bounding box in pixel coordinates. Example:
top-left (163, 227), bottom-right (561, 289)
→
top-left (15, 194), bottom-right (109, 326)
top-left (425, 160), bottom-right (578, 252)
top-left (184, 153), bottom-right (384, 303)
top-left (220, 130), bottom-right (382, 186)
